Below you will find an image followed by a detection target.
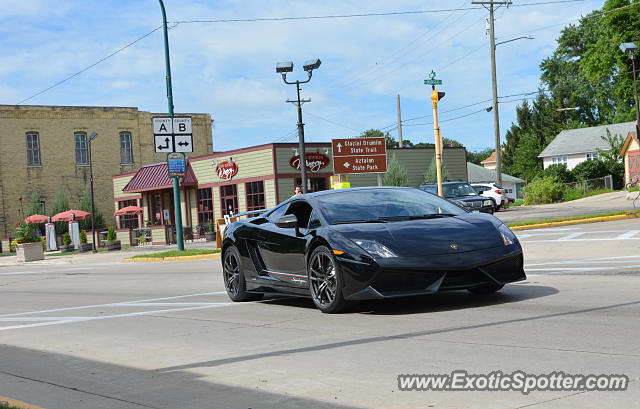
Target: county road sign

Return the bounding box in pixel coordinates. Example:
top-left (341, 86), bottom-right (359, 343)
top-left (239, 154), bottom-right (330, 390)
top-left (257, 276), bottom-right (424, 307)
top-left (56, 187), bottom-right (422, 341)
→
top-left (331, 137), bottom-right (387, 175)
top-left (152, 116), bottom-right (193, 153)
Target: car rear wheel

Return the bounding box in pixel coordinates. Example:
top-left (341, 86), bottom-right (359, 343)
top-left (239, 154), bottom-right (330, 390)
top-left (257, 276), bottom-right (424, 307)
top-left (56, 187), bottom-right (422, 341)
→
top-left (223, 246), bottom-right (263, 302)
top-left (468, 283), bottom-right (504, 294)
top-left (308, 246), bottom-right (348, 313)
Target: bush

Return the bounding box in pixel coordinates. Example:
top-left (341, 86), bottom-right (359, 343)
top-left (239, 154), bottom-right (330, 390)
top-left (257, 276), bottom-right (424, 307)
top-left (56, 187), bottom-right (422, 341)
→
top-left (80, 230), bottom-right (87, 244)
top-left (107, 227), bottom-right (116, 242)
top-left (543, 164), bottom-right (575, 183)
top-left (209, 219), bottom-right (215, 233)
top-left (522, 176), bottom-right (563, 205)
top-left (63, 232), bottom-right (71, 246)
top-left (571, 160), bottom-right (609, 181)
top-left (383, 153), bottom-right (408, 187)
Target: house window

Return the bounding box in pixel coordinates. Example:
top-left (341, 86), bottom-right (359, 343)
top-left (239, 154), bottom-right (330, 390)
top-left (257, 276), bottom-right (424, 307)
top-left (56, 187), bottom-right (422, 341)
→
top-left (118, 199), bottom-right (139, 229)
top-left (26, 132), bottom-right (41, 166)
top-left (120, 132), bottom-right (134, 164)
top-left (75, 132), bottom-right (88, 165)
top-left (246, 181), bottom-right (265, 211)
top-left (220, 184), bottom-right (238, 216)
top-left (586, 152), bottom-right (598, 161)
top-left (551, 155), bottom-right (568, 165)
top-left (197, 187), bottom-right (214, 225)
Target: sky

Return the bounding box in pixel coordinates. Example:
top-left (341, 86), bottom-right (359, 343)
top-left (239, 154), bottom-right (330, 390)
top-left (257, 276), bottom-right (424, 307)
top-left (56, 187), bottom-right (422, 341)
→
top-left (0, 0), bottom-right (604, 153)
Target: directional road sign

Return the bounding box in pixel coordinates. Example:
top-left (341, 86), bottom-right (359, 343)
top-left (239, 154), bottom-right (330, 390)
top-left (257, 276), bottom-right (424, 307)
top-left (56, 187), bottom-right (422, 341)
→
top-left (331, 137), bottom-right (387, 175)
top-left (153, 116), bottom-right (193, 153)
top-left (424, 79), bottom-right (442, 85)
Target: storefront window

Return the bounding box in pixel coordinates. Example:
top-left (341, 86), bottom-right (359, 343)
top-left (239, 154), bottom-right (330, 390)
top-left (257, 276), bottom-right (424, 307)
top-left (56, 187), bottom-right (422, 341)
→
top-left (246, 181), bottom-right (265, 211)
top-left (151, 194), bottom-right (162, 225)
top-left (118, 199), bottom-right (139, 229)
top-left (197, 187), bottom-right (214, 225)
top-left (295, 177), bottom-right (328, 193)
top-left (220, 184), bottom-right (238, 216)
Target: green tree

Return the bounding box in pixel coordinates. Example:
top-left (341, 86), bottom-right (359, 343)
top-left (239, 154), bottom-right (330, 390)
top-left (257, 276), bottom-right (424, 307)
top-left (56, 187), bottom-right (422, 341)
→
top-left (51, 189), bottom-right (70, 235)
top-left (383, 154), bottom-right (408, 186)
top-left (597, 129), bottom-right (626, 189)
top-left (77, 186), bottom-right (105, 231)
top-left (468, 148), bottom-right (494, 165)
top-left (543, 164), bottom-right (575, 183)
top-left (571, 159), bottom-right (610, 181)
top-left (26, 191), bottom-right (43, 217)
top-left (423, 156), bottom-right (449, 183)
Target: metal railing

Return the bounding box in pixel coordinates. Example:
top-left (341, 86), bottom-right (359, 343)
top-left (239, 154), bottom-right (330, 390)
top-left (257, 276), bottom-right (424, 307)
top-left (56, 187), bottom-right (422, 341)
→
top-left (560, 175), bottom-right (614, 193)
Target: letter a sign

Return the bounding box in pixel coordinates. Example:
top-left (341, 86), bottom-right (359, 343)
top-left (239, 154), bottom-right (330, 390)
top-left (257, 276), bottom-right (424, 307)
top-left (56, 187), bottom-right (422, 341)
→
top-left (153, 116), bottom-right (193, 153)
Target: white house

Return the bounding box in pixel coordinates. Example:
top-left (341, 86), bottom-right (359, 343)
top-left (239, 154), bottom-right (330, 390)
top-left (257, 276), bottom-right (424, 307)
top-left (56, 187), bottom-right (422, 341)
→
top-left (538, 121), bottom-right (637, 170)
top-left (467, 162), bottom-right (525, 199)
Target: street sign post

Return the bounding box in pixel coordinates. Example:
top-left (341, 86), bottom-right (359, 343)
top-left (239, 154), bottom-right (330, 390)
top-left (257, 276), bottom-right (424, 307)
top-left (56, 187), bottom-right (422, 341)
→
top-left (424, 79), bottom-right (442, 85)
top-left (167, 152), bottom-right (186, 178)
top-left (153, 117), bottom-right (193, 153)
top-left (331, 137), bottom-right (387, 175)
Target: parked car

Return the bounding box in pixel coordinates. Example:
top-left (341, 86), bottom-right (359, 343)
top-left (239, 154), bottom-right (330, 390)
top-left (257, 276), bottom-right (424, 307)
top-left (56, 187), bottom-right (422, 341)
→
top-left (471, 183), bottom-right (507, 210)
top-left (419, 182), bottom-right (495, 214)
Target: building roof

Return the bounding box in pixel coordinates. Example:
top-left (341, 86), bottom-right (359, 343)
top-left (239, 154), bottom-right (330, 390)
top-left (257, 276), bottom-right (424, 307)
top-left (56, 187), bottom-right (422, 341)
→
top-left (538, 121), bottom-right (636, 158)
top-left (480, 151), bottom-right (496, 164)
top-left (467, 162), bottom-right (524, 184)
top-left (122, 162), bottom-right (198, 193)
top-left (620, 130), bottom-right (639, 157)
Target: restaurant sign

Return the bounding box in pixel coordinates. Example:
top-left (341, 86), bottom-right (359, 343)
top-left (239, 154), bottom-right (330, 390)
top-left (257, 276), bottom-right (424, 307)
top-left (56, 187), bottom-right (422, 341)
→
top-left (216, 160), bottom-right (238, 180)
top-left (289, 152), bottom-right (330, 173)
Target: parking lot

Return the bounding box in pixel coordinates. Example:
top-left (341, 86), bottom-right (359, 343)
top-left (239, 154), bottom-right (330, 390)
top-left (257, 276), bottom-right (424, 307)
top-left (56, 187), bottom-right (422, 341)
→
top-left (1, 219), bottom-right (639, 409)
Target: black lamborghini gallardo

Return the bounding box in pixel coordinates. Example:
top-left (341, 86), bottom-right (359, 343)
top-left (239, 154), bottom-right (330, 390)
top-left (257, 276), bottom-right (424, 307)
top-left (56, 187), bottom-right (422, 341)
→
top-left (221, 187), bottom-right (525, 313)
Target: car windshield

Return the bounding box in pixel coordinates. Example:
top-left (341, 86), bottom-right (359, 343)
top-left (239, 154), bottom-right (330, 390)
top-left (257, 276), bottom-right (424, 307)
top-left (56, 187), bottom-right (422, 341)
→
top-left (442, 183), bottom-right (478, 198)
top-left (315, 188), bottom-right (465, 224)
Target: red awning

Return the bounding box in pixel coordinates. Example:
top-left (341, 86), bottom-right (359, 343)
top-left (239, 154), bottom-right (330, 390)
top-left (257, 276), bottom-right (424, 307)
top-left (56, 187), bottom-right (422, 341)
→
top-left (114, 206), bottom-right (143, 216)
top-left (122, 162), bottom-right (198, 193)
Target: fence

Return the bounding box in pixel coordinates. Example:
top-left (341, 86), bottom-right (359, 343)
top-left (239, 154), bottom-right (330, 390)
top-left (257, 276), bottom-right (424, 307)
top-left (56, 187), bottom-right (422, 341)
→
top-left (560, 175), bottom-right (613, 193)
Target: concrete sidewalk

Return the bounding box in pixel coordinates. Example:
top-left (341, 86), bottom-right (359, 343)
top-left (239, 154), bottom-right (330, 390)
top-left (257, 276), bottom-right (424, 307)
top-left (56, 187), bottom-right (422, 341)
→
top-left (495, 191), bottom-right (637, 223)
top-left (0, 241), bottom-right (217, 266)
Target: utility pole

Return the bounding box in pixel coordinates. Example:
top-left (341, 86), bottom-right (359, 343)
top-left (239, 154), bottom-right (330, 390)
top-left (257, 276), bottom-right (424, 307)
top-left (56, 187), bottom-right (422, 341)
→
top-left (397, 94), bottom-right (403, 148)
top-left (431, 89), bottom-right (446, 197)
top-left (159, 0), bottom-right (184, 251)
top-left (286, 94), bottom-right (311, 192)
top-left (472, 0), bottom-right (511, 188)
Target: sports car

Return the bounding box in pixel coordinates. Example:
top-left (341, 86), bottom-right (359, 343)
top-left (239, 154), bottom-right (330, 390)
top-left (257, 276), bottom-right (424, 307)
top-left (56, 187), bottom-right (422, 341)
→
top-left (221, 187), bottom-right (525, 313)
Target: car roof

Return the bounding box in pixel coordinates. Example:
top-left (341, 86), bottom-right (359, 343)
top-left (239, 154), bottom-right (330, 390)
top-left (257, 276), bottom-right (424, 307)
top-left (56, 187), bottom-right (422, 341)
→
top-left (298, 186), bottom-right (416, 198)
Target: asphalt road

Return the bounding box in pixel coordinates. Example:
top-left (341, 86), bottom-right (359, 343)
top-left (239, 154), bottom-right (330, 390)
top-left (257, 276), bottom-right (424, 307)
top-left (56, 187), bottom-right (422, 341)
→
top-left (1, 220), bottom-right (639, 409)
top-left (495, 191), bottom-right (637, 223)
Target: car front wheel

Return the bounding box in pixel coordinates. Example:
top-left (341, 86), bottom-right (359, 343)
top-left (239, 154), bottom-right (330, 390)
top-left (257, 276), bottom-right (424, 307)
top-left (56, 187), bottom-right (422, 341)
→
top-left (308, 246), bottom-right (348, 313)
top-left (222, 246), bottom-right (263, 302)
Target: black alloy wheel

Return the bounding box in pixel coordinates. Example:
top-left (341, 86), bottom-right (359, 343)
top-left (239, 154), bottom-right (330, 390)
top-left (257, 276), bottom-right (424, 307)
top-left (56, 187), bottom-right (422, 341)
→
top-left (308, 246), bottom-right (347, 313)
top-left (222, 246), bottom-right (262, 302)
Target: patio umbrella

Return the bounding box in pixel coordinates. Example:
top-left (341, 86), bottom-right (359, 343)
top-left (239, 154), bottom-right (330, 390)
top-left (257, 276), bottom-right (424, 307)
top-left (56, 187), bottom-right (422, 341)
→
top-left (25, 214), bottom-right (49, 224)
top-left (114, 206), bottom-right (143, 216)
top-left (51, 209), bottom-right (91, 222)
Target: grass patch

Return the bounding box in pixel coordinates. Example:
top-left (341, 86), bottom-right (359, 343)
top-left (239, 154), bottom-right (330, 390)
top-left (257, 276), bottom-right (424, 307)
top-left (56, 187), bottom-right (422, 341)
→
top-left (1, 402), bottom-right (31, 409)
top-left (629, 186), bottom-right (639, 192)
top-left (0, 252), bottom-right (16, 257)
top-left (561, 189), bottom-right (613, 202)
top-left (506, 210), bottom-right (635, 227)
top-left (510, 199), bottom-right (524, 207)
top-left (131, 249), bottom-right (220, 259)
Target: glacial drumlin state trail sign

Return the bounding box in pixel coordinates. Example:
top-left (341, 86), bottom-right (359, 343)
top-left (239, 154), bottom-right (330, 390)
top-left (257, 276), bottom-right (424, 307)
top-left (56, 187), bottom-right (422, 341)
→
top-left (331, 137), bottom-right (387, 175)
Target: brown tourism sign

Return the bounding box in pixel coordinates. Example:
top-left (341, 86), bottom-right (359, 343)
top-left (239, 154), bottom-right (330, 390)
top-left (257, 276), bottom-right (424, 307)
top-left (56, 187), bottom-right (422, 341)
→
top-left (331, 137), bottom-right (387, 175)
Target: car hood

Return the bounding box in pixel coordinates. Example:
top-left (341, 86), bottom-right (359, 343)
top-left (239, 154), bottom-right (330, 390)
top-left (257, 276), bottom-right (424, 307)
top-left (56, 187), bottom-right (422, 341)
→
top-left (447, 196), bottom-right (484, 202)
top-left (330, 213), bottom-right (503, 256)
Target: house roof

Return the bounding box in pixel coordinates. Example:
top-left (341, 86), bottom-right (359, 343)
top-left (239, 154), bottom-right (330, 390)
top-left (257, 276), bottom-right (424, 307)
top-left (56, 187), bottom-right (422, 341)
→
top-left (122, 162), bottom-right (198, 193)
top-left (480, 151), bottom-right (496, 164)
top-left (620, 130), bottom-right (639, 157)
top-left (538, 121), bottom-right (636, 158)
top-left (467, 162), bottom-right (525, 184)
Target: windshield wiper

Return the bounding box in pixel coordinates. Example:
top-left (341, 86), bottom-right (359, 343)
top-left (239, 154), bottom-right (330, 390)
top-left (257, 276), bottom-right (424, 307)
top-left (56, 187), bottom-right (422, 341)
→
top-left (410, 213), bottom-right (456, 219)
top-left (333, 219), bottom-right (387, 225)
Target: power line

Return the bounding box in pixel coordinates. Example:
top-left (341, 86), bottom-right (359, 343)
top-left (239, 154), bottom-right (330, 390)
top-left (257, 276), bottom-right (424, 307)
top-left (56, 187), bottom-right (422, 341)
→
top-left (305, 112), bottom-right (361, 132)
top-left (403, 107), bottom-right (489, 127)
top-left (16, 26), bottom-right (163, 105)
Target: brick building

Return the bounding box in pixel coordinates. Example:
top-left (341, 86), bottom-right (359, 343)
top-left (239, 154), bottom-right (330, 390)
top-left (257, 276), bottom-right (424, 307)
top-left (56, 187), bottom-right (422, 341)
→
top-left (0, 105), bottom-right (212, 238)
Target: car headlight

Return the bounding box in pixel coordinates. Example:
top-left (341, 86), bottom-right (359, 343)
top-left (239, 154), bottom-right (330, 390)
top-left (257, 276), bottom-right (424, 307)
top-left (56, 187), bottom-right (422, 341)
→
top-left (483, 200), bottom-right (493, 207)
top-left (498, 223), bottom-right (516, 246)
top-left (353, 239), bottom-right (397, 258)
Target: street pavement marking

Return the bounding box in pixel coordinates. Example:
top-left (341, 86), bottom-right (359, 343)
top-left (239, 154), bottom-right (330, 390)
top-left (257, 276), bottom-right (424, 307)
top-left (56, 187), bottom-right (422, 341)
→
top-left (525, 254), bottom-right (640, 267)
top-left (615, 230), bottom-right (640, 239)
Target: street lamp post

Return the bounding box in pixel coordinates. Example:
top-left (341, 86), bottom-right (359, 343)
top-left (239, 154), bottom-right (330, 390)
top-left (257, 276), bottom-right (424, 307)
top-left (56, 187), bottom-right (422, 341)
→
top-left (276, 59), bottom-right (321, 194)
top-left (158, 0), bottom-right (184, 251)
top-left (88, 132), bottom-right (98, 252)
top-left (620, 42), bottom-right (640, 137)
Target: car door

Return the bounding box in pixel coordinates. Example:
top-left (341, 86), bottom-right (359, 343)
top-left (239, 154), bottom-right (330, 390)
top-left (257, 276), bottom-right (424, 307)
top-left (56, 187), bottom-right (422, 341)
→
top-left (257, 200), bottom-right (313, 287)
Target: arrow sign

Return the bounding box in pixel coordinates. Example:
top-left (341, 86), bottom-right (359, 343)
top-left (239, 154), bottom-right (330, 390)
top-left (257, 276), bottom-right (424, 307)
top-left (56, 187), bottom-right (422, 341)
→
top-left (174, 135), bottom-right (193, 153)
top-left (337, 143), bottom-right (342, 153)
top-left (155, 135), bottom-right (171, 151)
top-left (178, 141), bottom-right (189, 147)
top-left (344, 162), bottom-right (350, 168)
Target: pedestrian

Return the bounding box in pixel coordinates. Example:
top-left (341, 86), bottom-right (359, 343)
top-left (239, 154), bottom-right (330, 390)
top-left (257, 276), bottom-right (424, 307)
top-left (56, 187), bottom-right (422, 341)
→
top-left (292, 185), bottom-right (302, 197)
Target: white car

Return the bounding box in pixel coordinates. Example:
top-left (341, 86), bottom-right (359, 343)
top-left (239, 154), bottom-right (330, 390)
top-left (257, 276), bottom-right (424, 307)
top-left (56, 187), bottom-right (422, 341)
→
top-left (471, 183), bottom-right (507, 210)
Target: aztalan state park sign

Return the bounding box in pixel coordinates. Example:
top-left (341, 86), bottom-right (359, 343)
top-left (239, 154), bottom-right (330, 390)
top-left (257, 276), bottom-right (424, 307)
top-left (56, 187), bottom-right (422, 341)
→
top-left (331, 137), bottom-right (387, 174)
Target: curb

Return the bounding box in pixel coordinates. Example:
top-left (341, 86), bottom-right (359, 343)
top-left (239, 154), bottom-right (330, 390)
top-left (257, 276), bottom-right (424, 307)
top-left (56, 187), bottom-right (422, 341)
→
top-left (509, 212), bottom-right (640, 231)
top-left (0, 395), bottom-right (47, 409)
top-left (122, 253), bottom-right (221, 263)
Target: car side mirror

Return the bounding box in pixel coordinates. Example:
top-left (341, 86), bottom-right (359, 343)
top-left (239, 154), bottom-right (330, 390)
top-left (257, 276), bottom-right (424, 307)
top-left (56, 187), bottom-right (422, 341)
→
top-left (275, 214), bottom-right (298, 229)
top-left (476, 189), bottom-right (485, 194)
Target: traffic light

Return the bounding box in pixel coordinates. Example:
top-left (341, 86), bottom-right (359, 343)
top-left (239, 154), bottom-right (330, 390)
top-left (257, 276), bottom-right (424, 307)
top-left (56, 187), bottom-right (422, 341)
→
top-left (431, 90), bottom-right (445, 103)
